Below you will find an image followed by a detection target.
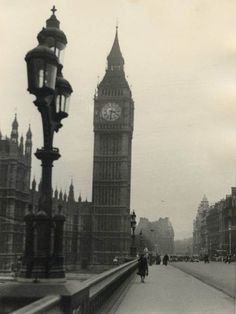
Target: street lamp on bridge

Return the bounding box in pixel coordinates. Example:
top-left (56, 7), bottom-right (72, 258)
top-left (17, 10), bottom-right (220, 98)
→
top-left (139, 229), bottom-right (144, 254)
top-left (19, 7), bottom-right (73, 281)
top-left (130, 210), bottom-right (137, 257)
top-left (228, 221), bottom-right (232, 256)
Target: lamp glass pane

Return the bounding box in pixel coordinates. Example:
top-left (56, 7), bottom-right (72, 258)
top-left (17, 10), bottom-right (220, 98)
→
top-left (38, 69), bottom-right (44, 88)
top-left (45, 64), bottom-right (57, 89)
top-left (49, 43), bottom-right (65, 64)
top-left (65, 97), bottom-right (70, 113)
top-left (59, 49), bottom-right (65, 64)
top-left (56, 96), bottom-right (60, 113)
top-left (55, 48), bottom-right (60, 58)
top-left (63, 96), bottom-right (66, 112)
top-left (29, 58), bottom-right (44, 90)
top-left (60, 95), bottom-right (65, 112)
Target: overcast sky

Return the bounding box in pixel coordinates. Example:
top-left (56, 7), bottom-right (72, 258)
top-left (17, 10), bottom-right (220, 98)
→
top-left (1, 0), bottom-right (236, 239)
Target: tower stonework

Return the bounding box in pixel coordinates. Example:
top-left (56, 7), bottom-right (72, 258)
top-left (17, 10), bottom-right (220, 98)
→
top-left (91, 28), bottom-right (134, 266)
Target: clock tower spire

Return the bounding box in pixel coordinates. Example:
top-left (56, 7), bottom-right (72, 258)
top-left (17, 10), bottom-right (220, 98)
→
top-left (97, 27), bottom-right (130, 99)
top-left (91, 28), bottom-right (134, 267)
top-left (107, 26), bottom-right (124, 70)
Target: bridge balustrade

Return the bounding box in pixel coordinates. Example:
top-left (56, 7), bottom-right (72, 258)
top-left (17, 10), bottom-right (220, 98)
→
top-left (11, 259), bottom-right (137, 314)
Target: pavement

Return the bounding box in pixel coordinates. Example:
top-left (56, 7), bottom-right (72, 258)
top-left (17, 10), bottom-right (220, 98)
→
top-left (113, 264), bottom-right (235, 314)
top-left (172, 261), bottom-right (236, 298)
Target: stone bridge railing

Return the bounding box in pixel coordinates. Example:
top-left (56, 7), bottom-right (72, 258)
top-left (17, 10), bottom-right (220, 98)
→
top-left (11, 260), bottom-right (137, 314)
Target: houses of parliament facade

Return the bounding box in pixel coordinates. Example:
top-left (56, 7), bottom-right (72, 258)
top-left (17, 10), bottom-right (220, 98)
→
top-left (0, 29), bottom-right (134, 272)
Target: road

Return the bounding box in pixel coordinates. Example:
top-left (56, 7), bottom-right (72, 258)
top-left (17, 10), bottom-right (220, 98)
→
top-left (113, 264), bottom-right (235, 314)
top-left (172, 261), bottom-right (236, 298)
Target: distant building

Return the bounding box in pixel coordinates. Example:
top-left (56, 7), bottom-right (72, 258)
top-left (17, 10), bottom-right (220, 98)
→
top-left (136, 217), bottom-right (174, 254)
top-left (0, 116), bottom-right (32, 272)
top-left (193, 189), bottom-right (236, 256)
top-left (192, 195), bottom-right (209, 255)
top-left (174, 238), bottom-right (193, 255)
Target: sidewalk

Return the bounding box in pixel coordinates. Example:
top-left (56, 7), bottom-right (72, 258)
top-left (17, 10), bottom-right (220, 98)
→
top-left (114, 265), bottom-right (235, 314)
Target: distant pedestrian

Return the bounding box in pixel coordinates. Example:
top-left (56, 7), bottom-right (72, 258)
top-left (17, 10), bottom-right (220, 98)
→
top-left (149, 253), bottom-right (153, 266)
top-left (204, 254), bottom-right (209, 263)
top-left (163, 254), bottom-right (169, 266)
top-left (144, 247), bottom-right (149, 259)
top-left (113, 256), bottom-right (119, 265)
top-left (224, 254), bottom-right (231, 264)
top-left (156, 254), bottom-right (161, 265)
top-left (137, 254), bottom-right (148, 283)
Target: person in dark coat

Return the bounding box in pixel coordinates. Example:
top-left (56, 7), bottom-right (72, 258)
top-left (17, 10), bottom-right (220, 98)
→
top-left (163, 254), bottom-right (169, 266)
top-left (156, 254), bottom-right (161, 265)
top-left (204, 254), bottom-right (209, 263)
top-left (137, 254), bottom-right (148, 282)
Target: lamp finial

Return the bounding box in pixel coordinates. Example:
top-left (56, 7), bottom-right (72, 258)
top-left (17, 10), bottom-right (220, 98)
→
top-left (51, 5), bottom-right (57, 15)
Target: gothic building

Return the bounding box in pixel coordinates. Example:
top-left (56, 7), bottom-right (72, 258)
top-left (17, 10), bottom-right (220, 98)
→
top-left (193, 189), bottom-right (236, 257)
top-left (0, 117), bottom-right (92, 272)
top-left (91, 28), bottom-right (134, 266)
top-left (30, 180), bottom-right (91, 270)
top-left (0, 116), bottom-right (32, 271)
top-left (192, 195), bottom-right (209, 255)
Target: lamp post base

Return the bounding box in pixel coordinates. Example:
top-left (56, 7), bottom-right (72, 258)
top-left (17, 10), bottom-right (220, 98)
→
top-left (19, 210), bottom-right (66, 281)
top-left (17, 276), bottom-right (66, 283)
top-left (130, 246), bottom-right (137, 258)
top-left (19, 256), bottom-right (66, 282)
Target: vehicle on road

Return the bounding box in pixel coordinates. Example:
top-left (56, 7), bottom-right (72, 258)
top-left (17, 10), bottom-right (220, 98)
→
top-left (169, 255), bottom-right (178, 262)
top-left (190, 255), bottom-right (199, 262)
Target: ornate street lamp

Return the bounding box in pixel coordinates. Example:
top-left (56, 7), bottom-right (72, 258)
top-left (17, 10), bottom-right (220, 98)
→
top-left (130, 210), bottom-right (137, 257)
top-left (139, 229), bottom-right (144, 254)
top-left (19, 7), bottom-right (72, 281)
top-left (228, 220), bottom-right (232, 256)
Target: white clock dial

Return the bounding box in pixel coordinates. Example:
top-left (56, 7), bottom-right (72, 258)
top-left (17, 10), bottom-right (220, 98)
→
top-left (101, 103), bottom-right (121, 121)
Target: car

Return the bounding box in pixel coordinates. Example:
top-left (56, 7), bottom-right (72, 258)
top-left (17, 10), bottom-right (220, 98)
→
top-left (190, 255), bottom-right (199, 262)
top-left (169, 255), bottom-right (178, 262)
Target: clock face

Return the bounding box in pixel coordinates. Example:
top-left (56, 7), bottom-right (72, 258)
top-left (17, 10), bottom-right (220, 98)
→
top-left (101, 103), bottom-right (121, 121)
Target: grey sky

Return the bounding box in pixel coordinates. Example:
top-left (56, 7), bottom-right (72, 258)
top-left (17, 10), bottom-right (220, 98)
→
top-left (1, 0), bottom-right (236, 239)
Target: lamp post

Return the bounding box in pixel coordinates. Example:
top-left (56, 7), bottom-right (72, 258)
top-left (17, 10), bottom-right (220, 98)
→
top-left (150, 228), bottom-right (155, 251)
top-left (19, 7), bottom-right (72, 281)
top-left (139, 229), bottom-right (144, 254)
top-left (228, 222), bottom-right (232, 256)
top-left (130, 210), bottom-right (137, 257)
top-left (209, 240), bottom-right (212, 259)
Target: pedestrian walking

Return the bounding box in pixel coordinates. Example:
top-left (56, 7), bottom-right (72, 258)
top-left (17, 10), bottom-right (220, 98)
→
top-left (163, 254), bottom-right (169, 266)
top-left (113, 256), bottom-right (119, 265)
top-left (137, 254), bottom-right (148, 283)
top-left (156, 254), bottom-right (161, 265)
top-left (204, 254), bottom-right (209, 263)
top-left (224, 254), bottom-right (231, 264)
top-left (149, 253), bottom-right (153, 266)
top-left (143, 247), bottom-right (149, 259)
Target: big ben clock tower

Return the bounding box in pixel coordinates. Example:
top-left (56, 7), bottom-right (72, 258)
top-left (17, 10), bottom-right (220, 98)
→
top-left (91, 27), bottom-right (134, 266)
